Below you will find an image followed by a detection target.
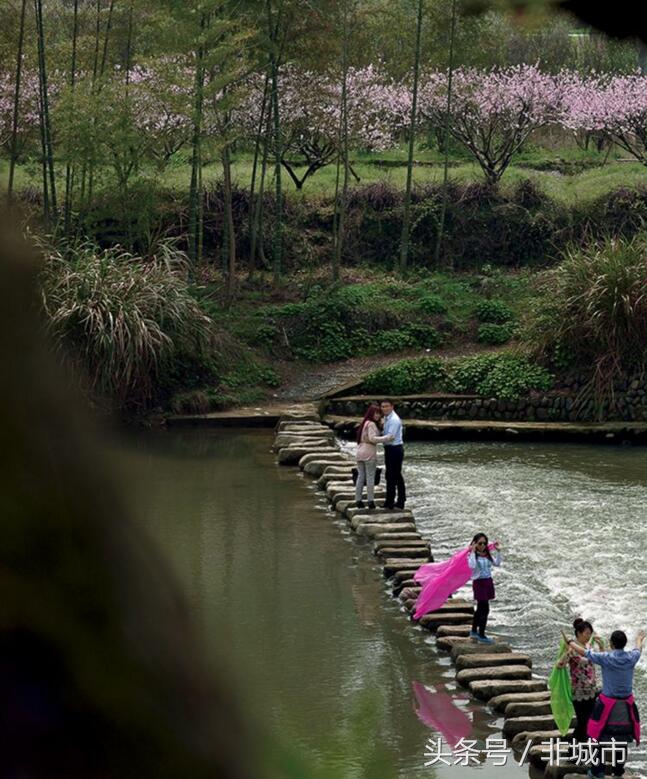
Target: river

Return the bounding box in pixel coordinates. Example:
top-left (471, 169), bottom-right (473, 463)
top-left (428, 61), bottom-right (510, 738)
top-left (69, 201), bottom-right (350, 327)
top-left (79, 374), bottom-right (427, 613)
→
top-left (121, 429), bottom-right (647, 779)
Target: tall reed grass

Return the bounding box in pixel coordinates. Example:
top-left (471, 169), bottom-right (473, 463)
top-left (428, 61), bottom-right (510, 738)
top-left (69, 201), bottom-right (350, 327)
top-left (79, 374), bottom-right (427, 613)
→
top-left (40, 241), bottom-right (214, 408)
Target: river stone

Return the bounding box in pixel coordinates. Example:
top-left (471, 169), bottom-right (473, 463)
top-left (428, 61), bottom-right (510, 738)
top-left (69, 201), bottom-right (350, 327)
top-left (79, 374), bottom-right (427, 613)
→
top-left (505, 700), bottom-right (553, 717)
top-left (419, 611), bottom-right (474, 632)
top-left (469, 679), bottom-right (548, 701)
top-left (299, 451), bottom-right (345, 469)
top-left (382, 559), bottom-right (426, 577)
top-left (274, 432), bottom-right (334, 449)
top-left (278, 443), bottom-right (337, 464)
top-left (376, 547), bottom-right (431, 559)
top-left (345, 505), bottom-right (414, 520)
top-left (503, 715), bottom-right (568, 738)
top-left (303, 459), bottom-right (350, 477)
top-left (526, 742), bottom-right (576, 769)
top-left (317, 471), bottom-right (354, 488)
top-left (373, 531), bottom-right (422, 541)
top-left (373, 539), bottom-right (429, 552)
top-left (325, 481), bottom-right (355, 497)
top-left (392, 567), bottom-right (426, 584)
top-left (488, 691), bottom-right (551, 712)
top-left (459, 665), bottom-right (532, 687)
top-left (322, 464), bottom-right (355, 475)
top-left (332, 490), bottom-right (385, 507)
top-left (277, 420), bottom-right (324, 431)
top-left (274, 436), bottom-right (333, 453)
top-left (437, 624), bottom-right (471, 637)
top-left (337, 499), bottom-right (386, 514)
top-left (357, 522), bottom-right (418, 538)
top-left (455, 653), bottom-right (532, 671)
top-left (350, 512), bottom-right (412, 529)
top-left (449, 640), bottom-right (512, 659)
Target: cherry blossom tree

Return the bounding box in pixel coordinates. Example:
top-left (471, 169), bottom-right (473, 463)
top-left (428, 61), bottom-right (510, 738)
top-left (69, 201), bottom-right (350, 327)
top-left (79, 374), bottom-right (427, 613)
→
top-left (239, 65), bottom-right (408, 189)
top-left (418, 64), bottom-right (563, 184)
top-left (561, 72), bottom-right (647, 165)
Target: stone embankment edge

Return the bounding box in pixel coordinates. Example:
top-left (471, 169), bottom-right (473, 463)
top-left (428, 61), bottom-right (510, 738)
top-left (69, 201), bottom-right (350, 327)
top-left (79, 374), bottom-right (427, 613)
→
top-left (273, 412), bottom-right (588, 779)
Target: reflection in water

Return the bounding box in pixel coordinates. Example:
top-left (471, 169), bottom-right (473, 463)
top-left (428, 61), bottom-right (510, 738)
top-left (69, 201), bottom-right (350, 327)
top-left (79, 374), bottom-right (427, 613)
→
top-left (412, 681), bottom-right (473, 748)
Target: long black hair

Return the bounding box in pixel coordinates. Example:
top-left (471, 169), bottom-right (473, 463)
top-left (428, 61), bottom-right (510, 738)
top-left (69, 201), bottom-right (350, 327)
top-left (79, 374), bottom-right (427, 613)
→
top-left (471, 532), bottom-right (493, 561)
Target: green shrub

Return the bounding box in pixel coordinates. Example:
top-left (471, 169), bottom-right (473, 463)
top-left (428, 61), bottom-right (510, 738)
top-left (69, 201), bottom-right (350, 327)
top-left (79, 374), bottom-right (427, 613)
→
top-left (417, 293), bottom-right (447, 316)
top-left (476, 299), bottom-right (514, 324)
top-left (451, 354), bottom-right (553, 400)
top-left (361, 357), bottom-right (449, 395)
top-left (404, 323), bottom-right (442, 348)
top-left (223, 362), bottom-right (280, 389)
top-left (477, 323), bottom-right (514, 345)
top-left (372, 329), bottom-right (416, 353)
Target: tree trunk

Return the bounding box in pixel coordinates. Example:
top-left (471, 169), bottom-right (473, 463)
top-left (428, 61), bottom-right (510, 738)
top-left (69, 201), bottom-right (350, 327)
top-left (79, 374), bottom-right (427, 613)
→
top-left (64, 0), bottom-right (79, 235)
top-left (188, 13), bottom-right (207, 265)
top-left (35, 0), bottom-right (57, 222)
top-left (248, 72), bottom-right (270, 275)
top-left (434, 0), bottom-right (458, 269)
top-left (7, 0), bottom-right (27, 203)
top-left (332, 0), bottom-right (350, 282)
top-left (399, 0), bottom-right (424, 274)
top-left (267, 0), bottom-right (283, 286)
top-left (223, 142), bottom-right (237, 300)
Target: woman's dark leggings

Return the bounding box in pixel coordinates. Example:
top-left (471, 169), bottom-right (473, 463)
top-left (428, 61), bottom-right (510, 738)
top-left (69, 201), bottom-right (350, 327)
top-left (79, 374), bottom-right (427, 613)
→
top-left (472, 599), bottom-right (490, 637)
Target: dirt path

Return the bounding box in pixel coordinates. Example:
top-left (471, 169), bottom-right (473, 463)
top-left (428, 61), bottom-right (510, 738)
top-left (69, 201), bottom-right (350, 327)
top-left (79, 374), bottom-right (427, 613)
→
top-left (273, 343), bottom-right (493, 402)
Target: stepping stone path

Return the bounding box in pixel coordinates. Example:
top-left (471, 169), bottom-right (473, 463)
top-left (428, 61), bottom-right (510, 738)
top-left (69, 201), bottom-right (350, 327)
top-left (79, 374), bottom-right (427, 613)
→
top-left (273, 412), bottom-right (585, 779)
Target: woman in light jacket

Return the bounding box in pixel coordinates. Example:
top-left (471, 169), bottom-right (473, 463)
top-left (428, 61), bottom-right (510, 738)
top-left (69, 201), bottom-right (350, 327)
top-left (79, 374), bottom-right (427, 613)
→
top-left (355, 404), bottom-right (393, 510)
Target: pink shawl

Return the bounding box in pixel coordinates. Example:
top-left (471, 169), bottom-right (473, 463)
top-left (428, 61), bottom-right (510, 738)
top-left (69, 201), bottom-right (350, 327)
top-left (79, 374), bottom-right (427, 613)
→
top-left (413, 543), bottom-right (496, 620)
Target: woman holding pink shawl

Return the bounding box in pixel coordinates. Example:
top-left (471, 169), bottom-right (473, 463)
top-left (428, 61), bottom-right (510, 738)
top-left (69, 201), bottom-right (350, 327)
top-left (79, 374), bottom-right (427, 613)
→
top-left (413, 533), bottom-right (502, 646)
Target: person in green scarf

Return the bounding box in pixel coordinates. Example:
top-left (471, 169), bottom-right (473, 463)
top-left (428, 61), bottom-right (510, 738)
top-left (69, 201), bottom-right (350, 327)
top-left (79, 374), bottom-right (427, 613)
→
top-left (553, 618), bottom-right (602, 741)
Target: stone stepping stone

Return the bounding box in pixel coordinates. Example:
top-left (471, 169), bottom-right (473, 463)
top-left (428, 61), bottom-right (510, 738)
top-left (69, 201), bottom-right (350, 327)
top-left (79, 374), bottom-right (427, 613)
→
top-left (299, 451), bottom-right (346, 469)
top-left (437, 624), bottom-right (471, 638)
top-left (346, 506), bottom-right (415, 520)
top-left (376, 547), bottom-right (430, 560)
top-left (545, 767), bottom-right (590, 779)
top-left (277, 420), bottom-right (323, 431)
top-left (415, 600), bottom-right (474, 618)
top-left (458, 665), bottom-right (532, 687)
top-left (331, 489), bottom-right (385, 506)
top-left (526, 742), bottom-right (576, 770)
top-left (322, 464), bottom-right (354, 475)
top-left (317, 472), bottom-right (354, 488)
top-left (274, 432), bottom-right (334, 449)
top-left (374, 532), bottom-right (423, 542)
top-left (350, 512), bottom-right (411, 530)
top-left (488, 690), bottom-right (551, 713)
top-left (340, 499), bottom-right (387, 515)
top-left (325, 481), bottom-right (355, 497)
top-left (503, 714), bottom-right (571, 738)
top-left (449, 640), bottom-right (511, 660)
top-left (505, 700), bottom-right (553, 717)
top-left (469, 679), bottom-right (548, 701)
top-left (278, 444), bottom-right (337, 465)
top-left (455, 653), bottom-right (532, 671)
top-left (303, 459), bottom-right (350, 477)
top-left (356, 523), bottom-right (418, 538)
top-left (382, 559), bottom-right (427, 577)
top-left (392, 567), bottom-right (425, 583)
top-left (419, 611), bottom-right (474, 632)
top-left (374, 539), bottom-right (428, 552)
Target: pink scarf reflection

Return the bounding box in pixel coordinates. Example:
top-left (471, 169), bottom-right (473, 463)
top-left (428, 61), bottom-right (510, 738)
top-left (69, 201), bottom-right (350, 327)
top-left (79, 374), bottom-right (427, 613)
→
top-left (412, 681), bottom-right (472, 748)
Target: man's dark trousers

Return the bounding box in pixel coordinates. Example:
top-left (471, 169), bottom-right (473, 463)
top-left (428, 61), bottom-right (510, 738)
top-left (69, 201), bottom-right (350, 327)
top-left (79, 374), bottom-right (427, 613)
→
top-left (384, 444), bottom-right (405, 508)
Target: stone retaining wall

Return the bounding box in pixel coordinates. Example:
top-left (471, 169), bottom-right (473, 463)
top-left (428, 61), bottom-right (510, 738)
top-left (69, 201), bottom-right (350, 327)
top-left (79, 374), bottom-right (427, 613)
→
top-left (325, 375), bottom-right (647, 423)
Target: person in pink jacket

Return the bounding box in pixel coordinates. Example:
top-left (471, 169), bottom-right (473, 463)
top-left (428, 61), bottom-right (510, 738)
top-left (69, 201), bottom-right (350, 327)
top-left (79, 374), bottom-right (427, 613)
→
top-left (355, 404), bottom-right (393, 510)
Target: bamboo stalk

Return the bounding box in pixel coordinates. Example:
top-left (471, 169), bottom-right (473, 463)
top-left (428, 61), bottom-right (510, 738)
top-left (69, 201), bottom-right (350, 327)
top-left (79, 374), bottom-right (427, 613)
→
top-left (8, 0), bottom-right (28, 203)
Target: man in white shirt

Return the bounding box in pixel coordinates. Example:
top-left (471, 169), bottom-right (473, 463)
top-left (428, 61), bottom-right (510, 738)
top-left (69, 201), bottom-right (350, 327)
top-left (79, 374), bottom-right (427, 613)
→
top-left (380, 399), bottom-right (405, 510)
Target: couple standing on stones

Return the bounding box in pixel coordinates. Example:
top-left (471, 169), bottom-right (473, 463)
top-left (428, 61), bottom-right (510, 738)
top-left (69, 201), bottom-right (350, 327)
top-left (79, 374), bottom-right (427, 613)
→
top-left (354, 400), bottom-right (405, 511)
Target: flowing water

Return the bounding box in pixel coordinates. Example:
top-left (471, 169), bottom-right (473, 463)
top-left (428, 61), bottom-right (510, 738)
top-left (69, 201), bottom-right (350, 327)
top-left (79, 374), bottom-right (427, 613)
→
top-left (120, 429), bottom-right (647, 779)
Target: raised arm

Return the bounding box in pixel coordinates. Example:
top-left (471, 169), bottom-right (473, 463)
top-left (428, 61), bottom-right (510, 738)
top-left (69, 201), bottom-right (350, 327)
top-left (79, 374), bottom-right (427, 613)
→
top-left (636, 630), bottom-right (646, 652)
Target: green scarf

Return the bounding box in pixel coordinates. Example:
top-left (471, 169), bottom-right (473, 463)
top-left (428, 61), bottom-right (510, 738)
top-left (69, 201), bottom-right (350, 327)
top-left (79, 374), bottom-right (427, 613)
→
top-left (548, 637), bottom-right (575, 737)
